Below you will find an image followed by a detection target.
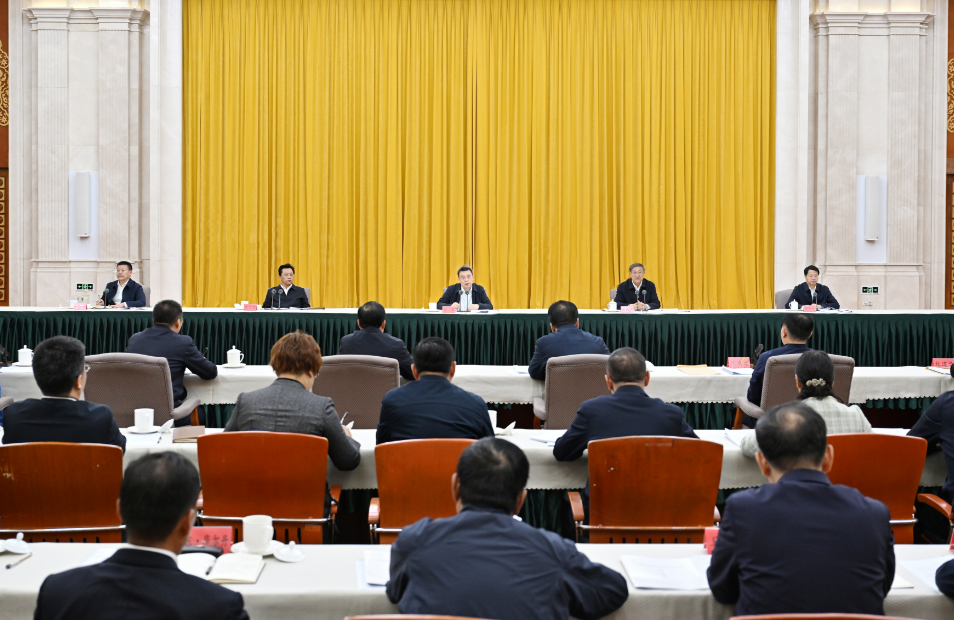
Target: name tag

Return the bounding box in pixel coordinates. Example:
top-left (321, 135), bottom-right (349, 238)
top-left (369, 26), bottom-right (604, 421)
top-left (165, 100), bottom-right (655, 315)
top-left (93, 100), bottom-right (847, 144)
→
top-left (726, 357), bottom-right (751, 369)
top-left (704, 527), bottom-right (720, 554)
top-left (931, 358), bottom-right (954, 368)
top-left (72, 303), bottom-right (88, 310)
top-left (442, 306), bottom-right (457, 313)
top-left (802, 305), bottom-right (817, 312)
top-left (243, 304), bottom-right (258, 311)
top-left (620, 305), bottom-right (636, 314)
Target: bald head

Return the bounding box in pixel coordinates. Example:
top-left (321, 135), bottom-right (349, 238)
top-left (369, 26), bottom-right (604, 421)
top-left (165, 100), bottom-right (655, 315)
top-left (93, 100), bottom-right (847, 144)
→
top-left (755, 402), bottom-right (828, 473)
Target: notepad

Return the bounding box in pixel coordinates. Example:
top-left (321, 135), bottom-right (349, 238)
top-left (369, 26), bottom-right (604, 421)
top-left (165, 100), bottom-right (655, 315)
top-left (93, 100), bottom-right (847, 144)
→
top-left (178, 552), bottom-right (265, 584)
top-left (676, 365), bottom-right (721, 376)
top-left (723, 430), bottom-right (752, 448)
top-left (173, 426), bottom-right (206, 443)
top-left (363, 549), bottom-right (391, 586)
top-left (926, 366), bottom-right (951, 375)
top-left (899, 556), bottom-right (954, 592)
top-left (721, 366), bottom-right (754, 376)
top-left (620, 555), bottom-right (712, 590)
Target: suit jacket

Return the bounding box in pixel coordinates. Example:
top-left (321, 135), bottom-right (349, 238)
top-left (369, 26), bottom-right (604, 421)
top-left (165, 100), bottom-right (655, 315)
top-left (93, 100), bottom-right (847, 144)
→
top-left (339, 326), bottom-right (415, 381)
top-left (261, 284), bottom-right (310, 308)
top-left (527, 325), bottom-right (610, 381)
top-left (101, 279), bottom-right (147, 308)
top-left (707, 469), bottom-right (895, 616)
top-left (1, 398), bottom-right (125, 453)
top-left (34, 548), bottom-right (248, 620)
top-left (387, 505), bottom-right (629, 620)
top-left (907, 390), bottom-right (954, 502)
top-left (746, 343), bottom-right (811, 405)
top-left (937, 559), bottom-right (954, 598)
top-left (436, 283), bottom-right (493, 310)
top-left (614, 278), bottom-right (661, 309)
top-left (376, 375), bottom-right (493, 444)
top-left (786, 282), bottom-right (840, 309)
top-left (126, 326), bottom-right (218, 405)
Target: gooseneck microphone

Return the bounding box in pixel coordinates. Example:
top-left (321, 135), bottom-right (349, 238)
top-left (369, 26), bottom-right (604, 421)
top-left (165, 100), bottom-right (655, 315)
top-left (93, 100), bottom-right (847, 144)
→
top-left (102, 287), bottom-right (111, 307)
top-left (641, 289), bottom-right (647, 310)
top-left (458, 288), bottom-right (467, 311)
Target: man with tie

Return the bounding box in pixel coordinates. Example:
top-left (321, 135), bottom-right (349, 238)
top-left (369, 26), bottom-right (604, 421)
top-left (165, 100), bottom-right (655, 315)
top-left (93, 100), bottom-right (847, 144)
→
top-left (436, 266), bottom-right (493, 311)
top-left (96, 261), bottom-right (147, 308)
top-left (785, 265), bottom-right (840, 309)
top-left (528, 301), bottom-right (610, 381)
top-left (262, 263), bottom-right (310, 308)
top-left (613, 263), bottom-right (660, 310)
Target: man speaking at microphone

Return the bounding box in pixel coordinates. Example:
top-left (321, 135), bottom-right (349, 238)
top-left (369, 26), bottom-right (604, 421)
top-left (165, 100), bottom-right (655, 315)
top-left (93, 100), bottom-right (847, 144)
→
top-left (436, 266), bottom-right (493, 311)
top-left (262, 263), bottom-right (310, 309)
top-left (614, 263), bottom-right (660, 310)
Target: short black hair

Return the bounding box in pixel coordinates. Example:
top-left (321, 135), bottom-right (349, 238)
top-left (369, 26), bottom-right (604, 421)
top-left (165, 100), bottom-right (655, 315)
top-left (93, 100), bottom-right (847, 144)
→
top-left (457, 265), bottom-right (474, 276)
top-left (628, 263), bottom-right (645, 273)
top-left (32, 336), bottom-right (86, 396)
top-left (457, 438), bottom-right (529, 513)
top-left (153, 300), bottom-right (183, 327)
top-left (412, 337), bottom-right (455, 374)
top-left (607, 347), bottom-right (646, 383)
top-left (278, 263), bottom-right (295, 276)
top-left (804, 265), bottom-right (820, 276)
top-left (548, 300), bottom-right (578, 328)
top-left (357, 301), bottom-right (386, 329)
top-left (756, 402), bottom-right (828, 471)
top-left (116, 261), bottom-right (132, 270)
top-left (782, 313), bottom-right (814, 342)
top-left (120, 453), bottom-right (201, 544)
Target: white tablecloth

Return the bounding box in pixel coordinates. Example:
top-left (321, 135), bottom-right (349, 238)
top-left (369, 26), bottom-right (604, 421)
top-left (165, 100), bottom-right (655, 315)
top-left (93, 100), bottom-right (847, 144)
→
top-left (0, 543), bottom-right (951, 620)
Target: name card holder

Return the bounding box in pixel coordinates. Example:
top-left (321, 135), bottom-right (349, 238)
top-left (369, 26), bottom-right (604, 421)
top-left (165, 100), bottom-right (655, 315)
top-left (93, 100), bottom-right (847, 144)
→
top-left (243, 304), bottom-right (257, 311)
top-left (704, 527), bottom-right (720, 555)
top-left (441, 306), bottom-right (457, 313)
top-left (620, 305), bottom-right (636, 314)
top-left (931, 358), bottom-right (954, 368)
top-left (72, 303), bottom-right (88, 310)
top-left (802, 305), bottom-right (817, 313)
top-left (726, 357), bottom-right (751, 369)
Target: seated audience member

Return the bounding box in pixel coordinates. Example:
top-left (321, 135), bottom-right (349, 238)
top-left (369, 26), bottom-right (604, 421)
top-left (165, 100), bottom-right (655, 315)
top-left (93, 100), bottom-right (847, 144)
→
top-left (708, 402), bottom-right (895, 616)
top-left (613, 262), bottom-right (660, 310)
top-left (127, 300), bottom-right (218, 426)
top-left (744, 313), bottom-right (814, 425)
top-left (938, 560), bottom-right (954, 598)
top-left (785, 265), bottom-right (840, 309)
top-left (96, 260), bottom-right (147, 308)
top-left (528, 300), bottom-right (610, 380)
top-left (377, 337), bottom-right (493, 444)
top-left (339, 301), bottom-right (414, 381)
top-left (34, 452), bottom-right (248, 620)
top-left (740, 350), bottom-right (871, 457)
top-left (436, 265), bottom-right (493, 311)
top-left (387, 438), bottom-right (629, 620)
top-left (2, 336), bottom-right (125, 452)
top-left (908, 391), bottom-right (954, 503)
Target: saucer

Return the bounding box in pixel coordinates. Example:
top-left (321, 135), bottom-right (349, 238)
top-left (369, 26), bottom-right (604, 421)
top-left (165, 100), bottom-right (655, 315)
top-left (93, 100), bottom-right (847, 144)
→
top-left (126, 425), bottom-right (161, 434)
top-left (231, 540), bottom-right (282, 556)
top-left (222, 363), bottom-right (246, 369)
top-left (12, 361), bottom-right (32, 367)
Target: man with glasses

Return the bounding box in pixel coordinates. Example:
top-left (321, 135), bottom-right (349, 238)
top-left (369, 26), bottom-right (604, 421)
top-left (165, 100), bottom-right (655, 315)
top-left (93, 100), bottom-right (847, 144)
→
top-left (1, 336), bottom-right (125, 452)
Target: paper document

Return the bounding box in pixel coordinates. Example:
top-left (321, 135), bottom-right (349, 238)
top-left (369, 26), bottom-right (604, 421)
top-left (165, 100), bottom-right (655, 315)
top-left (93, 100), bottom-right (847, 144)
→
top-left (0, 366), bottom-right (34, 373)
top-left (926, 366), bottom-right (951, 375)
top-left (891, 574), bottom-right (914, 589)
top-left (676, 365), bottom-right (721, 376)
top-left (721, 366), bottom-right (754, 376)
top-left (207, 552), bottom-right (265, 584)
top-left (363, 549), bottom-right (391, 586)
top-left (723, 430), bottom-right (752, 448)
top-left (510, 366), bottom-right (530, 375)
top-left (530, 435), bottom-right (561, 447)
top-left (177, 553), bottom-right (217, 578)
top-left (621, 555), bottom-right (712, 590)
top-left (899, 556), bottom-right (954, 592)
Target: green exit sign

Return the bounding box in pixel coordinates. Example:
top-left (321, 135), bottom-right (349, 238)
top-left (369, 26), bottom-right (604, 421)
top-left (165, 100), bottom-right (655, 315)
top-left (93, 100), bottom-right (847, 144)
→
top-left (861, 286), bottom-right (879, 295)
top-left (75, 283), bottom-right (94, 291)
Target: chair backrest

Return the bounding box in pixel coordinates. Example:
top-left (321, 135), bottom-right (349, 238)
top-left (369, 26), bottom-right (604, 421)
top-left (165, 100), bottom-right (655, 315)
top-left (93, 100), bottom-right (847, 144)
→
top-left (775, 289), bottom-right (793, 309)
top-left (374, 438), bottom-right (475, 544)
top-left (829, 354), bottom-right (855, 404)
top-left (760, 353), bottom-right (855, 412)
top-left (588, 436), bottom-right (722, 543)
top-left (543, 354), bottom-right (611, 429)
top-left (84, 353), bottom-right (176, 427)
top-left (198, 431), bottom-right (330, 543)
top-left (609, 288), bottom-right (617, 304)
top-left (0, 442), bottom-right (123, 542)
top-left (142, 286), bottom-right (151, 306)
top-left (304, 288), bottom-right (312, 305)
top-left (312, 355), bottom-right (400, 429)
top-left (826, 433), bottom-right (927, 544)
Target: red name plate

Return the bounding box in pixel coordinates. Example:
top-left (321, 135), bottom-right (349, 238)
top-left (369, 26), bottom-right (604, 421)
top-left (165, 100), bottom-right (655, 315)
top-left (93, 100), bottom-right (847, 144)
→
top-left (704, 527), bottom-right (720, 555)
top-left (442, 306), bottom-right (457, 313)
top-left (931, 358), bottom-right (954, 368)
top-left (726, 357), bottom-right (751, 369)
top-left (72, 303), bottom-right (88, 310)
top-left (243, 304), bottom-right (257, 311)
top-left (802, 305), bottom-right (817, 312)
top-left (620, 305), bottom-right (636, 314)
top-left (188, 526), bottom-right (234, 553)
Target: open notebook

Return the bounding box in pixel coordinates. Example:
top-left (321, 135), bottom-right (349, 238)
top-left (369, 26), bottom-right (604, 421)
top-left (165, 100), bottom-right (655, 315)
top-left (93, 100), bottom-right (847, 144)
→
top-left (177, 552), bottom-right (265, 584)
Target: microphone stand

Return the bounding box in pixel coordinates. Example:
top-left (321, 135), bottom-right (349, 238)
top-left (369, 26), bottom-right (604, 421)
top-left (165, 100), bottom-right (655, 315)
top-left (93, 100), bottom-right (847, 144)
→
top-left (641, 289), bottom-right (647, 311)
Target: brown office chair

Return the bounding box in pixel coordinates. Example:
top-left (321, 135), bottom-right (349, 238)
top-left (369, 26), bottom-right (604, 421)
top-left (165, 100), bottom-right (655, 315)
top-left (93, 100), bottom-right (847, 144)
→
top-left (734, 615), bottom-right (920, 620)
top-left (370, 438), bottom-right (475, 544)
top-left (0, 442), bottom-right (124, 542)
top-left (825, 434), bottom-right (926, 544)
top-left (84, 353), bottom-right (201, 427)
top-left (312, 355), bottom-right (400, 429)
top-left (142, 286), bottom-right (151, 306)
top-left (568, 436), bottom-right (722, 543)
top-left (914, 492), bottom-right (954, 544)
top-left (733, 354), bottom-right (854, 429)
top-left (197, 431), bottom-right (339, 544)
top-left (609, 288), bottom-right (617, 304)
top-left (532, 354), bottom-right (610, 429)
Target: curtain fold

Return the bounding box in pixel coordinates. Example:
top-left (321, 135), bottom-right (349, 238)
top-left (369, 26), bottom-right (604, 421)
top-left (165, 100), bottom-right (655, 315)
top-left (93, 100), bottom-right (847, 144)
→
top-left (184, 0), bottom-right (775, 309)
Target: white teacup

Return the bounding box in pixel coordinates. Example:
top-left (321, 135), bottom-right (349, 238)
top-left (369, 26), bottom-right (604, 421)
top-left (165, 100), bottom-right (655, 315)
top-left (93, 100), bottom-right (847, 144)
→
top-left (242, 515), bottom-right (273, 554)
top-left (789, 300), bottom-right (798, 310)
top-left (227, 346), bottom-right (244, 366)
top-left (241, 301), bottom-right (249, 306)
top-left (18, 347), bottom-right (32, 365)
top-left (607, 301), bottom-right (617, 311)
top-left (428, 302), bottom-right (438, 311)
top-left (134, 408), bottom-right (154, 431)
top-left (488, 409), bottom-right (497, 428)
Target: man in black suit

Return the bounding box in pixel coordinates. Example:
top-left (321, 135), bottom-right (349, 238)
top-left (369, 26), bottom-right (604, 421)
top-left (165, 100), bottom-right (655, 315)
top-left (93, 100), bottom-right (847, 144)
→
top-left (907, 391), bottom-right (954, 543)
top-left (262, 263), bottom-right (310, 308)
top-left (614, 262), bottom-right (660, 310)
top-left (528, 301), bottom-right (609, 380)
top-left (127, 300), bottom-right (218, 426)
top-left (2, 336), bottom-right (125, 452)
top-left (377, 337), bottom-right (493, 444)
top-left (387, 438), bottom-right (629, 620)
top-left (96, 261), bottom-right (147, 308)
top-left (938, 560), bottom-right (954, 597)
top-left (339, 301), bottom-right (414, 381)
top-left (707, 402), bottom-right (895, 616)
top-left (436, 265), bottom-right (493, 311)
top-left (785, 265), bottom-right (840, 309)
top-left (745, 313), bottom-right (814, 416)
top-left (34, 452), bottom-right (249, 620)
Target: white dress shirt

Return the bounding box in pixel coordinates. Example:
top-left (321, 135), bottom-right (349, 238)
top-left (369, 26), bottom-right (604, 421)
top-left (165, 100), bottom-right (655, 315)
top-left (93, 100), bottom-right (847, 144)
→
top-left (112, 281), bottom-right (128, 305)
top-left (125, 543), bottom-right (179, 562)
top-left (460, 288), bottom-right (472, 312)
top-left (281, 284), bottom-right (291, 295)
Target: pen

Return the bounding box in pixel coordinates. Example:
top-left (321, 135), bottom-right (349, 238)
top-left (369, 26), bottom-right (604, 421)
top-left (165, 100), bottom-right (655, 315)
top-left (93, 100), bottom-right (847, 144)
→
top-left (6, 553), bottom-right (31, 569)
top-left (340, 412), bottom-right (349, 424)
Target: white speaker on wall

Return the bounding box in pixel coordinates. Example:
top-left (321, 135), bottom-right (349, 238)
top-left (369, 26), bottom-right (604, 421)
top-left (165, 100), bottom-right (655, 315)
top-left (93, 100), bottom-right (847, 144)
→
top-left (864, 175), bottom-right (880, 241)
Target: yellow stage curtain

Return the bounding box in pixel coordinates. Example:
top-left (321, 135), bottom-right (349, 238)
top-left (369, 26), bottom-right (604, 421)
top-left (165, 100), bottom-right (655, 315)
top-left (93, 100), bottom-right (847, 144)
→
top-left (184, 0), bottom-right (775, 309)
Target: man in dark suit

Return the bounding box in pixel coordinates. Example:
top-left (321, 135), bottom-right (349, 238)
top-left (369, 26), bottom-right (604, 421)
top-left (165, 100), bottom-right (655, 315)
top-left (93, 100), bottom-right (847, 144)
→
top-left (2, 336), bottom-right (125, 452)
top-left (785, 265), bottom-right (840, 309)
top-left (339, 301), bottom-right (414, 381)
top-left (707, 402), bottom-right (895, 616)
top-left (377, 337), bottom-right (493, 444)
top-left (127, 300), bottom-right (218, 427)
top-left (746, 313), bottom-right (814, 412)
top-left (614, 262), bottom-right (660, 310)
top-left (528, 301), bottom-right (609, 380)
top-left (436, 265), bottom-right (493, 310)
top-left (387, 438), bottom-right (629, 620)
top-left (34, 452), bottom-right (248, 620)
top-left (262, 263), bottom-right (310, 308)
top-left (96, 261), bottom-right (147, 308)
top-left (938, 560), bottom-right (954, 597)
top-left (907, 390), bottom-right (954, 543)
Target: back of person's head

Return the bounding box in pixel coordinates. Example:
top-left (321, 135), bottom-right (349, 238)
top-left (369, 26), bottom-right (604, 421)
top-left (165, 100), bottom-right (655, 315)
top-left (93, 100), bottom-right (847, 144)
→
top-left (607, 347), bottom-right (647, 384)
top-left (548, 300), bottom-right (578, 328)
top-left (782, 313), bottom-right (814, 342)
top-left (412, 337), bottom-right (454, 374)
top-left (457, 438), bottom-right (530, 513)
top-left (756, 402), bottom-right (828, 472)
top-left (120, 452), bottom-right (201, 544)
top-left (32, 336), bottom-right (85, 397)
top-left (796, 350), bottom-right (837, 401)
top-left (357, 301), bottom-right (386, 328)
top-left (153, 299), bottom-right (183, 327)
top-left (270, 331), bottom-right (323, 376)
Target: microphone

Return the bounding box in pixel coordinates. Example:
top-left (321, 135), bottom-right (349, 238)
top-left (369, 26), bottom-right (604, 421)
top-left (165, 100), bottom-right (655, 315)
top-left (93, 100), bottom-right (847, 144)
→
top-left (458, 288), bottom-right (467, 312)
top-left (102, 287), bottom-right (110, 307)
top-left (752, 344), bottom-right (764, 365)
top-left (811, 289), bottom-right (817, 307)
top-left (641, 289), bottom-right (647, 310)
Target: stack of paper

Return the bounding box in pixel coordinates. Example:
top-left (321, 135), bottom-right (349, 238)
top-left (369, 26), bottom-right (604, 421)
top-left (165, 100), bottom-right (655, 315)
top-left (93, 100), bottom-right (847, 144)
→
top-left (721, 366), bottom-right (754, 376)
top-left (620, 555), bottom-right (712, 590)
top-left (676, 365), bottom-right (721, 376)
top-left (899, 556), bottom-right (954, 593)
